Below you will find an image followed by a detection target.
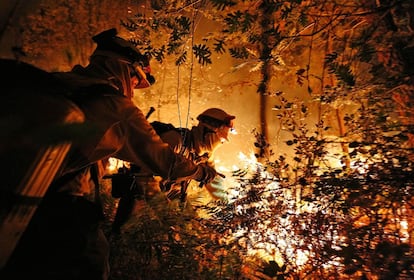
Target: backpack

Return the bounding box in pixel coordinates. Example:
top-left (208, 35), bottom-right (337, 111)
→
top-left (0, 59), bottom-right (85, 268)
top-left (150, 121), bottom-right (193, 157)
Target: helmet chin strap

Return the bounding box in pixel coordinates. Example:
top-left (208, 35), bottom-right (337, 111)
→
top-left (201, 123), bottom-right (229, 143)
top-left (200, 122), bottom-right (217, 132)
top-left (216, 126), bottom-right (231, 142)
top-left (201, 129), bottom-right (223, 152)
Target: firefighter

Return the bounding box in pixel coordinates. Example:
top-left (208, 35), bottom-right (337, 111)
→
top-left (1, 28), bottom-right (217, 279)
top-left (111, 107), bottom-right (236, 234)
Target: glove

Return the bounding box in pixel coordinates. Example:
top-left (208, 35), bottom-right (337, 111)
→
top-left (195, 163), bottom-right (217, 186)
top-left (205, 176), bottom-right (227, 200)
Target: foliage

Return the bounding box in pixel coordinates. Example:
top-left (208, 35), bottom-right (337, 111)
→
top-left (104, 0), bottom-right (414, 279)
top-left (324, 52), bottom-right (355, 87)
top-left (12, 0), bottom-right (132, 70)
top-left (109, 1), bottom-right (414, 278)
top-left (120, 0), bottom-right (414, 157)
top-left (192, 83), bottom-right (414, 279)
top-left (121, 0), bottom-right (306, 70)
top-left (102, 77), bottom-right (414, 279)
top-left (102, 188), bottom-right (245, 280)
top-left (11, 0), bottom-right (414, 278)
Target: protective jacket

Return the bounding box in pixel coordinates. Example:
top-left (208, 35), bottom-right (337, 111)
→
top-left (111, 121), bottom-right (226, 233)
top-left (160, 124), bottom-right (225, 199)
top-left (0, 55), bottom-right (210, 279)
top-left (114, 122), bottom-right (224, 199)
top-left (160, 124), bottom-right (220, 163)
top-left (50, 54), bottom-right (206, 196)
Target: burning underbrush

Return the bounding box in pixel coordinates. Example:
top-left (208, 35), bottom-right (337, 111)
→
top-left (101, 137), bottom-right (414, 280)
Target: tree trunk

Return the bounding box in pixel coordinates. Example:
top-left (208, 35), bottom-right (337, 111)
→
top-left (257, 5), bottom-right (272, 161)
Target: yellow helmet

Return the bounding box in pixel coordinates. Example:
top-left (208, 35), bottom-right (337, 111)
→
top-left (197, 108), bottom-right (235, 128)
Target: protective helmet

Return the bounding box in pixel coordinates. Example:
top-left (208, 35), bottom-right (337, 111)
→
top-left (197, 108), bottom-right (235, 128)
top-left (92, 28), bottom-right (155, 88)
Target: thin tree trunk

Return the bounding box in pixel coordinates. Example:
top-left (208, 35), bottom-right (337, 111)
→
top-left (257, 4), bottom-right (272, 161)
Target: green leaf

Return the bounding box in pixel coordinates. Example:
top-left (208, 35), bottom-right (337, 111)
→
top-left (229, 47), bottom-right (249, 59)
top-left (210, 0), bottom-right (237, 11)
top-left (192, 44), bottom-right (212, 65)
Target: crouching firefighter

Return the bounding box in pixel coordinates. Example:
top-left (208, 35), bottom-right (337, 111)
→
top-left (111, 107), bottom-right (236, 234)
top-left (0, 28), bottom-right (217, 280)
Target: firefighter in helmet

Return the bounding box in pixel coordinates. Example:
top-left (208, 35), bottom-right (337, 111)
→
top-left (111, 107), bottom-right (236, 233)
top-left (2, 28), bottom-right (217, 280)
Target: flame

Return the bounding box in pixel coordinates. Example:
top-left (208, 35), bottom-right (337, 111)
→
top-left (106, 157), bottom-right (130, 173)
top-left (210, 150), bottom-right (412, 274)
top-left (210, 151), bottom-right (314, 268)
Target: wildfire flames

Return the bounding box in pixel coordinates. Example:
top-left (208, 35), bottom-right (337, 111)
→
top-left (105, 148), bottom-right (411, 277)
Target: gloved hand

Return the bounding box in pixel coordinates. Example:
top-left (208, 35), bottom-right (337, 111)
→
top-left (195, 163), bottom-right (217, 186)
top-left (205, 176), bottom-right (227, 200)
